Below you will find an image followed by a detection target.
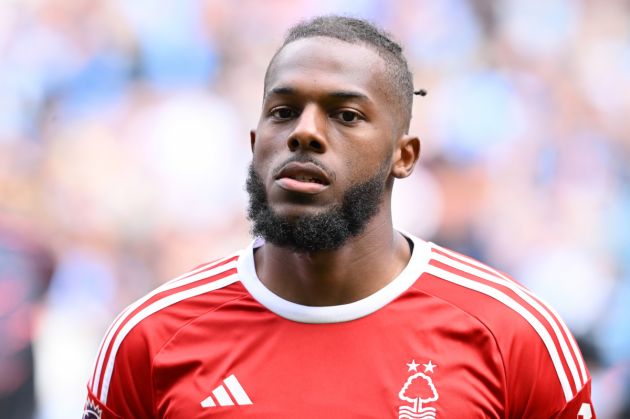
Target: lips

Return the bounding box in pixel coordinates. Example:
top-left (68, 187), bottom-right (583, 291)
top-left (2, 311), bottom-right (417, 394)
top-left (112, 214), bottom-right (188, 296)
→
top-left (274, 162), bottom-right (331, 194)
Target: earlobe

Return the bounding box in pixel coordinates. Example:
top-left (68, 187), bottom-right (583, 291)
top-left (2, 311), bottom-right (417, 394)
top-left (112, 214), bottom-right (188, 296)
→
top-left (391, 135), bottom-right (421, 179)
top-left (250, 130), bottom-right (257, 153)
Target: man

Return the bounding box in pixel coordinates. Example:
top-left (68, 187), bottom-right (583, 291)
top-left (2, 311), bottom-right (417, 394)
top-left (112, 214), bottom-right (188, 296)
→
top-left (84, 16), bottom-right (595, 418)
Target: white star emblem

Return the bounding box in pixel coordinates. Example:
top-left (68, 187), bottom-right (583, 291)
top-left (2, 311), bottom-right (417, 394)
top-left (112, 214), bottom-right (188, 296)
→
top-left (423, 360), bottom-right (437, 373)
top-left (406, 360), bottom-right (420, 372)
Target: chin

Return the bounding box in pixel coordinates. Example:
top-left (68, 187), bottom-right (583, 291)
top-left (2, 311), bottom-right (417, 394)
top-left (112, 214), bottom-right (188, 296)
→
top-left (269, 202), bottom-right (332, 220)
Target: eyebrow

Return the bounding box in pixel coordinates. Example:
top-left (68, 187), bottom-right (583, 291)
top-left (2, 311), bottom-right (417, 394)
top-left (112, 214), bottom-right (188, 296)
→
top-left (266, 86), bottom-right (370, 102)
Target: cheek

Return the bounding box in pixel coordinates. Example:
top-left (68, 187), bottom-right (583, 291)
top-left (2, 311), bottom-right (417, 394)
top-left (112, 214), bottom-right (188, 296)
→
top-left (251, 136), bottom-right (286, 181)
top-left (345, 144), bottom-right (391, 178)
top-left (252, 130), bottom-right (276, 159)
top-left (252, 123), bottom-right (292, 155)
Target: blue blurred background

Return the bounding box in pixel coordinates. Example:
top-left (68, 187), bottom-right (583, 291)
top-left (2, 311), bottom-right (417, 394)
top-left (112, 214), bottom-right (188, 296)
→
top-left (0, 0), bottom-right (628, 417)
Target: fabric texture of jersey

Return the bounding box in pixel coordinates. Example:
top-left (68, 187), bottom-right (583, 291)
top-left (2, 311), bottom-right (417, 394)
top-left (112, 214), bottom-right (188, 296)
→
top-left (84, 232), bottom-right (595, 418)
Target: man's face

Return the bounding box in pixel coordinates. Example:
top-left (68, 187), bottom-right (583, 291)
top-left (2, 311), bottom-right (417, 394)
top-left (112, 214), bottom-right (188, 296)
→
top-left (248, 37), bottom-right (400, 251)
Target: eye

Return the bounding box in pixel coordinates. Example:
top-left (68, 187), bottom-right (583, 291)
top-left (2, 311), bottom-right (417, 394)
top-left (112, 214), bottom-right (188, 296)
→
top-left (270, 107), bottom-right (297, 120)
top-left (332, 110), bottom-right (363, 123)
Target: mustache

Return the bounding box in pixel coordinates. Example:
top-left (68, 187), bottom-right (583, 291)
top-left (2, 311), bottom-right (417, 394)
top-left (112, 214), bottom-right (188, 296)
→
top-left (271, 155), bottom-right (336, 181)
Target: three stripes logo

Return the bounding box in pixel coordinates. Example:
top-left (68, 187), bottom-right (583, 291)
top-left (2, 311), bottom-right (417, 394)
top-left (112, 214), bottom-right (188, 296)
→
top-left (201, 374), bottom-right (253, 408)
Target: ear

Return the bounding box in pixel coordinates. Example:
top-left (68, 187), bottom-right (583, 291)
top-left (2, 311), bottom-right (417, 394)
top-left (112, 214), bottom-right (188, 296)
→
top-left (391, 134), bottom-right (420, 179)
top-left (250, 130), bottom-right (257, 153)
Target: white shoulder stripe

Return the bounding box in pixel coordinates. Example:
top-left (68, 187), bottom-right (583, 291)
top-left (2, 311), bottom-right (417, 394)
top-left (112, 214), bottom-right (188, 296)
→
top-left (163, 252), bottom-right (240, 287)
top-left (88, 305), bottom-right (133, 390)
top-left (431, 251), bottom-right (584, 392)
top-left (426, 263), bottom-right (575, 402)
top-left (433, 245), bottom-right (588, 384)
top-left (89, 257), bottom-right (238, 396)
top-left (100, 272), bottom-right (240, 403)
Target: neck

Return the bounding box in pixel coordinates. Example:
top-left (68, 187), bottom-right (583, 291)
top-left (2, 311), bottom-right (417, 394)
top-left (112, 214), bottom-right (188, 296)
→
top-left (253, 212), bottom-right (411, 306)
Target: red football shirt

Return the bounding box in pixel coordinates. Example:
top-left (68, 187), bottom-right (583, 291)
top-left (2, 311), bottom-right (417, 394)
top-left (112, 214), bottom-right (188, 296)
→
top-left (84, 233), bottom-right (595, 418)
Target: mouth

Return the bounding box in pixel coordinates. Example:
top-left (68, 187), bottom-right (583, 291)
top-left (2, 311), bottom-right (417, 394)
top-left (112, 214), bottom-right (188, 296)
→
top-left (285, 174), bottom-right (326, 184)
top-left (274, 162), bottom-right (331, 194)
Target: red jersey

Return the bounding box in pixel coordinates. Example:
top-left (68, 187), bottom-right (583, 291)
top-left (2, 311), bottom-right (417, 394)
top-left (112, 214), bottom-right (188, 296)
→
top-left (84, 233), bottom-right (595, 418)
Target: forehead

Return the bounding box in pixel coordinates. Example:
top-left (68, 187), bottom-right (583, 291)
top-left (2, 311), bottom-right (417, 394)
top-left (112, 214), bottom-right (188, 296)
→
top-left (265, 37), bottom-right (390, 101)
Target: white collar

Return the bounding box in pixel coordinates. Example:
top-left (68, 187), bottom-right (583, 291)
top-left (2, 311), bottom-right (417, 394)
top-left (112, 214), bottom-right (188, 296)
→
top-left (236, 231), bottom-right (431, 323)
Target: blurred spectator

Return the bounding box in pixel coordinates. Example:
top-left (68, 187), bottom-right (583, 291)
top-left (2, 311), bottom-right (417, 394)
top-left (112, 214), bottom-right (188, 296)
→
top-left (0, 213), bottom-right (54, 419)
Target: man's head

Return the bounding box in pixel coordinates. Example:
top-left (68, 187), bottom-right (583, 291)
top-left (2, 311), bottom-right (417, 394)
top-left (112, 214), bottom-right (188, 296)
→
top-left (247, 15), bottom-right (420, 252)
top-left (264, 15), bottom-right (415, 134)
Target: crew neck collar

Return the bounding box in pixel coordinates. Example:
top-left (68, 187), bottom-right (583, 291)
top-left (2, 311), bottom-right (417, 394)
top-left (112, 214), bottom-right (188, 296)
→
top-left (236, 231), bottom-right (431, 323)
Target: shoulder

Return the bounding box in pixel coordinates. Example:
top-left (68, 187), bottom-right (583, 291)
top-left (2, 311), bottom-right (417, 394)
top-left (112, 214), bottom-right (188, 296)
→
top-left (417, 242), bottom-right (590, 413)
top-left (87, 250), bottom-right (248, 406)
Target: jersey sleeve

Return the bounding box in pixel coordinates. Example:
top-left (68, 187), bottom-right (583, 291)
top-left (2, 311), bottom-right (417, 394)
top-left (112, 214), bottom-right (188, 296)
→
top-left (501, 309), bottom-right (596, 418)
top-left (83, 323), bottom-right (156, 419)
top-left (83, 387), bottom-right (122, 419)
top-left (553, 381), bottom-right (596, 418)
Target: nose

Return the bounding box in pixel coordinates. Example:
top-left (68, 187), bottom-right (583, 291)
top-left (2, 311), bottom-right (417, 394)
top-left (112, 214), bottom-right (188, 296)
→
top-left (287, 105), bottom-right (327, 153)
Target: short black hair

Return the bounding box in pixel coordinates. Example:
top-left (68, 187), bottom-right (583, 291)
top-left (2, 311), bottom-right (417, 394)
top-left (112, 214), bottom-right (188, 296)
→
top-left (264, 15), bottom-right (415, 133)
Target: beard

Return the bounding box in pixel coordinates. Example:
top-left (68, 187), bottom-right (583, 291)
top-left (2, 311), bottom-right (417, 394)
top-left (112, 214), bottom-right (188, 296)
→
top-left (246, 161), bottom-right (389, 253)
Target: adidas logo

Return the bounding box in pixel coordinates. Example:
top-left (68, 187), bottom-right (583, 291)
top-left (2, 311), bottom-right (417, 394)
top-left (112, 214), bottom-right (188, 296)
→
top-left (201, 374), bottom-right (253, 408)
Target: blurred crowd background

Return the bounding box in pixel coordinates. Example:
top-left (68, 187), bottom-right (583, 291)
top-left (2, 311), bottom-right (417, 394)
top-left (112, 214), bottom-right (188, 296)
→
top-left (0, 0), bottom-right (628, 417)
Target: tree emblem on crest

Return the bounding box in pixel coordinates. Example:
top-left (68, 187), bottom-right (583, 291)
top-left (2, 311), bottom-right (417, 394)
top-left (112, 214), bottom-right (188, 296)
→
top-left (398, 361), bottom-right (439, 418)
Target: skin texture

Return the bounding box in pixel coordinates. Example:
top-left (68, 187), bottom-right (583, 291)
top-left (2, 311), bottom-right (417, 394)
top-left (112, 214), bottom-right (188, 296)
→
top-left (250, 37), bottom-right (421, 306)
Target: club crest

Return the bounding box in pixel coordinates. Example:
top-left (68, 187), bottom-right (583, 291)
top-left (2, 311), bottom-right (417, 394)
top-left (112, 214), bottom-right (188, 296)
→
top-left (398, 359), bottom-right (439, 418)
